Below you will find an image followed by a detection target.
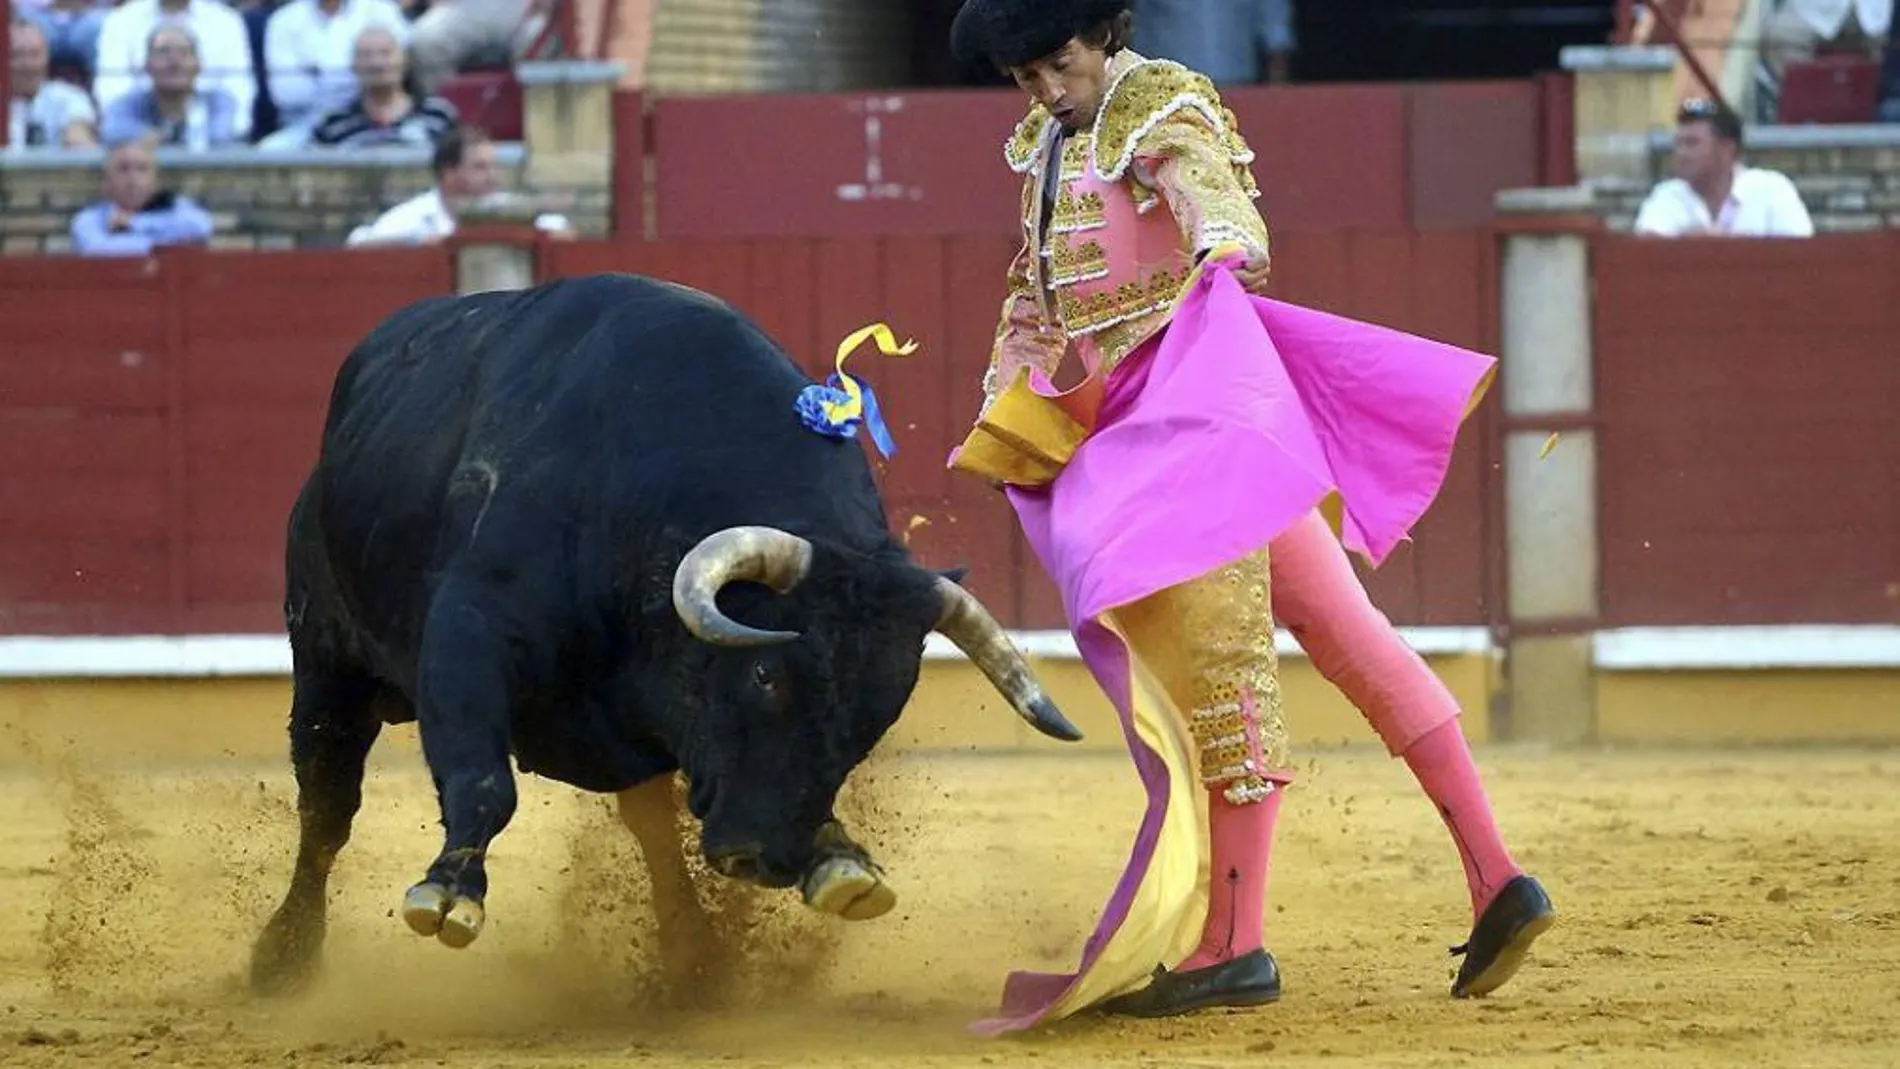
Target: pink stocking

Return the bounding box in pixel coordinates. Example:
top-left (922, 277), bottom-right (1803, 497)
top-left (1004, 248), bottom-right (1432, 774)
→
top-left (1269, 510), bottom-right (1523, 920)
top-left (1116, 545), bottom-right (1292, 974)
top-left (1401, 721), bottom-right (1524, 918)
top-left (1179, 780), bottom-right (1286, 973)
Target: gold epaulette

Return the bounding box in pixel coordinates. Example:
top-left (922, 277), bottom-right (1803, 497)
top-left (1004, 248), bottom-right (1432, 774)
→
top-left (1089, 59), bottom-right (1256, 181)
top-left (1003, 107), bottom-right (1054, 175)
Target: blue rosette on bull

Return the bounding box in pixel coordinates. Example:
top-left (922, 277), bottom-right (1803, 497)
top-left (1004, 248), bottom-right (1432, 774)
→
top-left (794, 323), bottom-right (916, 458)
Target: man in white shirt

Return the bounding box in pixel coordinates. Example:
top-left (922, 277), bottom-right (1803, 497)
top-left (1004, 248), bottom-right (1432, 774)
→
top-left (345, 124), bottom-right (570, 246)
top-left (1632, 98), bottom-right (1815, 238)
top-left (407, 0), bottom-right (542, 95)
top-left (263, 0), bottom-right (409, 134)
top-left (92, 0), bottom-right (254, 137)
top-left (9, 18), bottom-right (98, 147)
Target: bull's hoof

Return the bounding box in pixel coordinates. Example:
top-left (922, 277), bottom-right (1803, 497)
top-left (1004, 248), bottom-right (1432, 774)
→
top-left (249, 913), bottom-right (322, 997)
top-left (801, 856), bottom-right (896, 921)
top-left (401, 882), bottom-right (486, 948)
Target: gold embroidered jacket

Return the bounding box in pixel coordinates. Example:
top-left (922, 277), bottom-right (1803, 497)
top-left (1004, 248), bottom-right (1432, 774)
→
top-left (978, 52), bottom-right (1272, 411)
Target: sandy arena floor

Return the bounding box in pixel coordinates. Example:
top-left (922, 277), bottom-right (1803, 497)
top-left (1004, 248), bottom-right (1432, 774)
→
top-left (2, 721), bottom-right (1897, 1069)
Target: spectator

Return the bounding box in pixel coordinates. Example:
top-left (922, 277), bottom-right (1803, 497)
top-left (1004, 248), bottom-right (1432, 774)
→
top-left (92, 0), bottom-right (255, 137)
top-left (14, 0), bottom-right (113, 78)
top-left (1762, 0), bottom-right (1892, 78)
top-left (235, 0), bottom-right (284, 139)
top-left (262, 0), bottom-right (408, 134)
top-left (407, 0), bottom-right (543, 94)
top-left (1132, 0), bottom-right (1296, 85)
top-left (1633, 99), bottom-right (1814, 238)
top-left (8, 18), bottom-right (98, 147)
top-left (70, 134), bottom-right (216, 256)
top-left (1879, 30), bottom-right (1900, 121)
top-left (100, 24), bottom-right (245, 148)
top-left (345, 124), bottom-right (570, 246)
top-left (1630, 0), bottom-right (1770, 121)
top-left (307, 25), bottom-right (456, 146)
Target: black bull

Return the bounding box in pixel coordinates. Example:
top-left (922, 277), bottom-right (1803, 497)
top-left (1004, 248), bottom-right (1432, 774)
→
top-left (247, 273), bottom-right (1081, 995)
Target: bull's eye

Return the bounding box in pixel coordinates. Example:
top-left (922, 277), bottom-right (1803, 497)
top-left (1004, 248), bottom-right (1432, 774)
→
top-left (748, 660), bottom-right (789, 710)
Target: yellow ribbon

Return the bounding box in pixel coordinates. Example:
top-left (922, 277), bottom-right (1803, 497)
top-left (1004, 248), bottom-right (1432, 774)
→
top-left (818, 322), bottom-right (919, 426)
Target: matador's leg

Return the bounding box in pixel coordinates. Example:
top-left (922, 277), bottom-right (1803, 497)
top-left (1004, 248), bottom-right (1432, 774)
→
top-left (1100, 545), bottom-right (1289, 1018)
top-left (1267, 509), bottom-right (1554, 997)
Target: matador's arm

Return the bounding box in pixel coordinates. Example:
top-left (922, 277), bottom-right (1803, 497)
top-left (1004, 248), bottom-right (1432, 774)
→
top-left (1095, 60), bottom-right (1271, 263)
top-left (978, 237), bottom-right (1063, 413)
top-left (1135, 112), bottom-right (1271, 261)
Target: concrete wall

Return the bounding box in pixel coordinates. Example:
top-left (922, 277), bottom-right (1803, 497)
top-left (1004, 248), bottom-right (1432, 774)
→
top-left (0, 60), bottom-right (623, 252)
top-left (0, 147), bottom-right (519, 254)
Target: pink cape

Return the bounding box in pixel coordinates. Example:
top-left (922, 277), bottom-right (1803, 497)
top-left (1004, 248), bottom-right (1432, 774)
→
top-left (965, 263), bottom-right (1496, 1037)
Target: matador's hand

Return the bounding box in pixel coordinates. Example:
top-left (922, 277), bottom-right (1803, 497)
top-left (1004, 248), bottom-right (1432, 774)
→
top-left (1232, 249), bottom-right (1272, 295)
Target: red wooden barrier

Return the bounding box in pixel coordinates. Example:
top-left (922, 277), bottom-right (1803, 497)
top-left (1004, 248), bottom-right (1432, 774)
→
top-left (0, 256), bottom-right (170, 632)
top-left (1593, 231), bottom-right (1900, 626)
top-left (610, 89), bottom-right (645, 239)
top-left (0, 231), bottom-right (1498, 637)
top-left (1406, 82), bottom-right (1543, 228)
top-left (0, 247), bottom-right (454, 635)
top-left (546, 230), bottom-right (1504, 630)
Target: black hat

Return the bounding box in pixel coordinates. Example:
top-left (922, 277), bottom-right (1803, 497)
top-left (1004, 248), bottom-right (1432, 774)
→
top-left (950, 0), bottom-right (1131, 68)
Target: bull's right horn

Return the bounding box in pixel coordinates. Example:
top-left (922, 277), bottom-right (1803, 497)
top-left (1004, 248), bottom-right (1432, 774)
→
top-left (932, 576), bottom-right (1083, 743)
top-left (672, 526), bottom-right (814, 647)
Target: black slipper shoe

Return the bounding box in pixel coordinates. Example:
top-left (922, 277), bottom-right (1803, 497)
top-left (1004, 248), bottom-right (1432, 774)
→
top-left (1097, 948), bottom-right (1282, 1018)
top-left (1450, 874), bottom-right (1555, 998)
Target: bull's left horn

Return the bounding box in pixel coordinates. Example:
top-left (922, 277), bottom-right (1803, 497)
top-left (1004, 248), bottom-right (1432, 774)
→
top-left (672, 526), bottom-right (814, 647)
top-left (932, 576), bottom-right (1083, 742)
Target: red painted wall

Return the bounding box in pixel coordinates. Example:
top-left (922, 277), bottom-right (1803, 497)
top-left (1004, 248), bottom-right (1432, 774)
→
top-left (1593, 231), bottom-right (1900, 626)
top-left (638, 79), bottom-right (1559, 240)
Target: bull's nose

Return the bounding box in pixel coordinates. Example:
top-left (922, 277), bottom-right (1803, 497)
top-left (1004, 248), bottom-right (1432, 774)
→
top-left (707, 844), bottom-right (763, 881)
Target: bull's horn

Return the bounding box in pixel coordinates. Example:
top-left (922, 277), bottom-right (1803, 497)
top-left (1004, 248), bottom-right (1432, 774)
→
top-left (672, 526), bottom-right (814, 647)
top-left (932, 576), bottom-right (1083, 742)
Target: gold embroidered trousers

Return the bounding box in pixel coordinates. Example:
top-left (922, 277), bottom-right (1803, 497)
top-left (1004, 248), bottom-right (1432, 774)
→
top-left (1114, 545), bottom-right (1289, 805)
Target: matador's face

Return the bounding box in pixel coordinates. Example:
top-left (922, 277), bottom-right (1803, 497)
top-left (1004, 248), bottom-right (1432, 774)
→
top-left (1007, 37), bottom-right (1112, 132)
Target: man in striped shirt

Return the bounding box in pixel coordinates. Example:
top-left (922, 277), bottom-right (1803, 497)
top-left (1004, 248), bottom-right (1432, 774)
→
top-left (309, 24), bottom-right (457, 147)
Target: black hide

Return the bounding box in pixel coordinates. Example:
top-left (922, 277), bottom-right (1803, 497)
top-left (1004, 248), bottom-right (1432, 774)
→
top-left (287, 273), bottom-right (950, 883)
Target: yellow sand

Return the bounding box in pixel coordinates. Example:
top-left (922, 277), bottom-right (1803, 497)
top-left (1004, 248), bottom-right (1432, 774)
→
top-left (2, 713), bottom-right (1898, 1068)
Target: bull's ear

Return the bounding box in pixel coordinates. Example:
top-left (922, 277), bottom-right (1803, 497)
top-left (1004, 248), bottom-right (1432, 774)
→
top-left (935, 566), bottom-right (970, 586)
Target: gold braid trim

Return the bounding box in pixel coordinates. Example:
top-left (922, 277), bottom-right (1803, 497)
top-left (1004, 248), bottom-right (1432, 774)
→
top-left (1087, 58), bottom-right (1256, 183)
top-left (1004, 107), bottom-right (1054, 175)
top-left (1132, 111), bottom-right (1271, 254)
